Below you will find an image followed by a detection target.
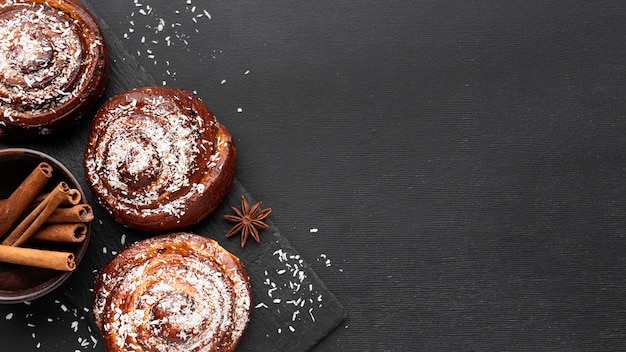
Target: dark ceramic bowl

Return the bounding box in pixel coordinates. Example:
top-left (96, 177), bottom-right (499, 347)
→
top-left (0, 148), bottom-right (90, 303)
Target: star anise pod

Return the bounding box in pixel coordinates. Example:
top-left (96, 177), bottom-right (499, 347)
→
top-left (224, 195), bottom-right (272, 247)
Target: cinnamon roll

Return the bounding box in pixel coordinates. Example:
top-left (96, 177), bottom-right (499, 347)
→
top-left (0, 0), bottom-right (109, 140)
top-left (83, 86), bottom-right (236, 232)
top-left (93, 233), bottom-right (252, 352)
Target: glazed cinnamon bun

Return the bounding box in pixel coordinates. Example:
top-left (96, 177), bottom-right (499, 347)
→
top-left (93, 233), bottom-right (252, 352)
top-left (83, 86), bottom-right (236, 232)
top-left (0, 0), bottom-right (108, 140)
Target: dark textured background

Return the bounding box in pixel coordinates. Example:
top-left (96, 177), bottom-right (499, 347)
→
top-left (3, 0), bottom-right (626, 351)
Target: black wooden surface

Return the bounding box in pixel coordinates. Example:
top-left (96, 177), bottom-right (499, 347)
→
top-left (3, 0), bottom-right (626, 351)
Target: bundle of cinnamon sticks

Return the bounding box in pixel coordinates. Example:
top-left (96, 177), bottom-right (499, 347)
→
top-left (0, 162), bottom-right (94, 271)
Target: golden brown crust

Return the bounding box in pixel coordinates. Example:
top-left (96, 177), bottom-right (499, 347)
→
top-left (83, 86), bottom-right (236, 232)
top-left (93, 233), bottom-right (252, 352)
top-left (0, 0), bottom-right (109, 140)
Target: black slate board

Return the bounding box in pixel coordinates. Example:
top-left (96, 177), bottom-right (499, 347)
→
top-left (0, 1), bottom-right (346, 350)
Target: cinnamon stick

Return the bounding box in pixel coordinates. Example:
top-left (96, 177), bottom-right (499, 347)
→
top-left (0, 245), bottom-right (75, 271)
top-left (0, 188), bottom-right (82, 209)
top-left (30, 223), bottom-right (87, 243)
top-left (0, 162), bottom-right (52, 238)
top-left (45, 204), bottom-right (94, 223)
top-left (1, 182), bottom-right (69, 247)
top-left (33, 188), bottom-right (81, 206)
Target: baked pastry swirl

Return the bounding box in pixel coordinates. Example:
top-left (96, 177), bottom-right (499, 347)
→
top-left (93, 233), bottom-right (252, 352)
top-left (0, 0), bottom-right (108, 140)
top-left (83, 86), bottom-right (236, 232)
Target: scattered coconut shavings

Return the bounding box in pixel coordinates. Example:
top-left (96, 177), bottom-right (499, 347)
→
top-left (119, 1), bottom-right (253, 115)
top-left (121, 0), bottom-right (216, 85)
top-left (254, 246), bottom-right (329, 336)
top-left (317, 253), bottom-right (345, 272)
top-left (0, 297), bottom-right (100, 350)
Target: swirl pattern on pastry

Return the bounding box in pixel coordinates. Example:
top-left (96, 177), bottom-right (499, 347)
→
top-left (93, 233), bottom-right (252, 352)
top-left (0, 0), bottom-right (108, 140)
top-left (83, 86), bottom-right (236, 232)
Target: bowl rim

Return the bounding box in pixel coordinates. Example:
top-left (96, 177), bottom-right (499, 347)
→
top-left (0, 148), bottom-right (90, 303)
